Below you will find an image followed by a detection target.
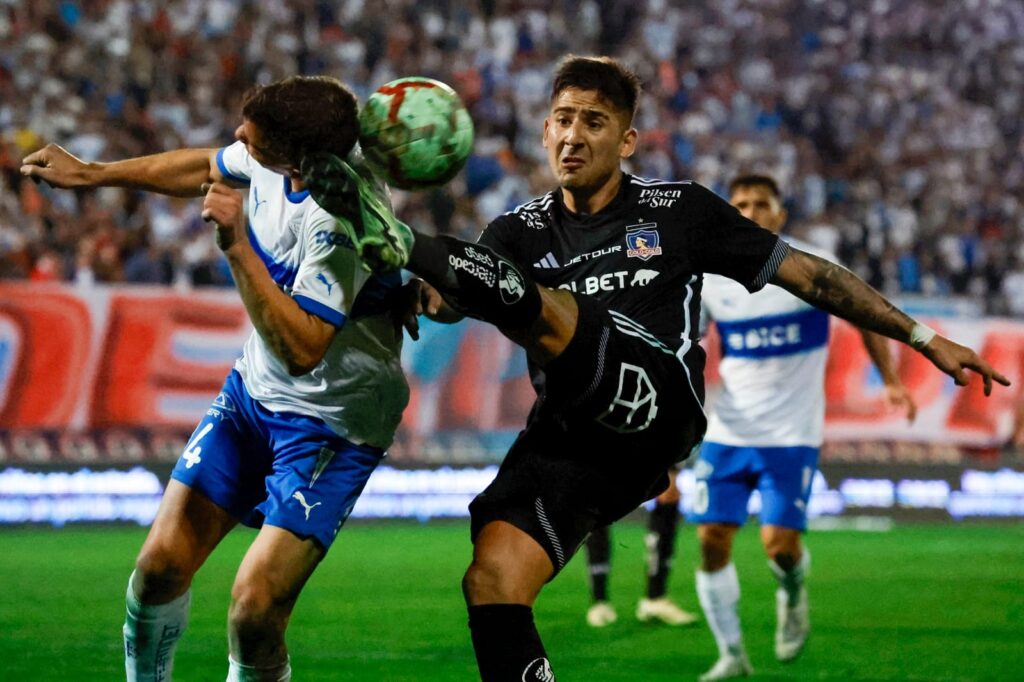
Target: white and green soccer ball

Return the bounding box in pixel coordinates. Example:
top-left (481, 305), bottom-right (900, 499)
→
top-left (358, 77), bottom-right (474, 191)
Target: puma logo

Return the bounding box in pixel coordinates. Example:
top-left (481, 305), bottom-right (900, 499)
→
top-left (292, 491), bottom-right (322, 520)
top-left (316, 272), bottom-right (337, 295)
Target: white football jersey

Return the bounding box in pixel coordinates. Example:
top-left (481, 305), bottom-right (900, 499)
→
top-left (702, 237), bottom-right (836, 447)
top-left (216, 141), bottom-right (409, 448)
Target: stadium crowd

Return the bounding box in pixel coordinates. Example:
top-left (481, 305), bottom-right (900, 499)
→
top-left (3, 0), bottom-right (1024, 314)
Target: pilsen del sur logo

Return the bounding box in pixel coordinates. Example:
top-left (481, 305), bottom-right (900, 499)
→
top-left (625, 222), bottom-right (662, 261)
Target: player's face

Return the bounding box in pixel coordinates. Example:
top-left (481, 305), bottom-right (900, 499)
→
top-left (543, 88), bottom-right (637, 194)
top-left (234, 119), bottom-right (296, 176)
top-left (730, 185), bottom-right (787, 234)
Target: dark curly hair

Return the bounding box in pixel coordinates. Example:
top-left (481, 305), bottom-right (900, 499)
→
top-left (241, 76), bottom-right (358, 167)
top-left (550, 56), bottom-right (642, 125)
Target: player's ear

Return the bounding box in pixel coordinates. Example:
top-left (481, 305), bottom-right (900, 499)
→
top-left (542, 117), bottom-right (551, 149)
top-left (620, 127), bottom-right (638, 159)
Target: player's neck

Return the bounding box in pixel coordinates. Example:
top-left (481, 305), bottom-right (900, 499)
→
top-left (288, 174), bottom-right (305, 193)
top-left (560, 171), bottom-right (623, 216)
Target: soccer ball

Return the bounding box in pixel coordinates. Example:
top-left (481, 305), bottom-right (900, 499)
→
top-left (358, 77), bottom-right (474, 191)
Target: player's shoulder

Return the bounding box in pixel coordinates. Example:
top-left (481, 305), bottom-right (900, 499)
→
top-left (625, 174), bottom-right (720, 211)
top-left (494, 191), bottom-right (558, 230)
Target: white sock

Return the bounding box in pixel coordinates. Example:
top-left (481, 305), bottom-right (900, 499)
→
top-left (696, 563), bottom-right (743, 657)
top-left (769, 547), bottom-right (810, 607)
top-left (123, 570), bottom-right (191, 682)
top-left (227, 656), bottom-right (292, 681)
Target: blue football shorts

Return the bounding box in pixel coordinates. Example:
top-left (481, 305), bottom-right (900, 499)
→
top-left (170, 370), bottom-right (383, 549)
top-left (686, 441), bottom-right (818, 531)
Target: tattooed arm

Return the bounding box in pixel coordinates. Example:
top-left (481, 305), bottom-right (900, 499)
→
top-left (772, 247), bottom-right (1010, 395)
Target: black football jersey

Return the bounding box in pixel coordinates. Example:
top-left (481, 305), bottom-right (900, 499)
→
top-left (479, 173), bottom-right (786, 347)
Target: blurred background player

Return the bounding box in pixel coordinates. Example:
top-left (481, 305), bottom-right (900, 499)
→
top-left (303, 56), bottom-right (1006, 682)
top-left (21, 76), bottom-right (411, 682)
top-left (584, 470), bottom-right (698, 628)
top-left (689, 174), bottom-right (918, 680)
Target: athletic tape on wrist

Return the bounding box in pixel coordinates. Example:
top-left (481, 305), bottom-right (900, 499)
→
top-left (909, 322), bottom-right (937, 350)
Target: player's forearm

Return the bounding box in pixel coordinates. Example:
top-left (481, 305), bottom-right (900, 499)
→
top-left (859, 330), bottom-right (901, 385)
top-left (771, 248), bottom-right (918, 346)
top-left (91, 149), bottom-right (218, 197)
top-left (224, 247), bottom-right (334, 375)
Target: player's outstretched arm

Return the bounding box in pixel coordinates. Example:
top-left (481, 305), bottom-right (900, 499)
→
top-left (20, 144), bottom-right (225, 197)
top-left (772, 247), bottom-right (1010, 395)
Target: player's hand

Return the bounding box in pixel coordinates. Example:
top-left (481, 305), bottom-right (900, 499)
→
top-left (920, 335), bottom-right (1010, 396)
top-left (201, 182), bottom-right (246, 252)
top-left (415, 278), bottom-right (447, 318)
top-left (883, 382), bottom-right (918, 423)
top-left (391, 278), bottom-right (428, 341)
top-left (20, 144), bottom-right (95, 188)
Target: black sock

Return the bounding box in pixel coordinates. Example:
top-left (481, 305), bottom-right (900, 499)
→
top-left (645, 501), bottom-right (680, 599)
top-left (409, 235), bottom-right (542, 330)
top-left (467, 604), bottom-right (554, 682)
top-left (585, 526), bottom-right (612, 602)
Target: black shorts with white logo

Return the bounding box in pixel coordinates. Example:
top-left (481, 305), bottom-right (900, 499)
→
top-left (469, 293), bottom-right (706, 575)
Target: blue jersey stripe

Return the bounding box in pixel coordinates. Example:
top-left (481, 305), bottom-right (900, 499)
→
top-left (294, 294), bottom-right (347, 328)
top-left (216, 147), bottom-right (251, 185)
top-left (247, 224), bottom-right (298, 289)
top-left (716, 308), bottom-right (829, 359)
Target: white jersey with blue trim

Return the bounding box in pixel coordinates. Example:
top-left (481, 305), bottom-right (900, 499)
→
top-left (216, 141), bottom-right (408, 449)
top-left (702, 237), bottom-right (836, 447)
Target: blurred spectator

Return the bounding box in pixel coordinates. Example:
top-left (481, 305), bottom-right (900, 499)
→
top-left (1, 0), bottom-right (1022, 318)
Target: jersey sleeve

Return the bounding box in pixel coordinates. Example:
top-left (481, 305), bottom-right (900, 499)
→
top-left (689, 184), bottom-right (789, 293)
top-left (477, 213), bottom-right (524, 266)
top-left (215, 141), bottom-right (254, 186)
top-left (290, 211), bottom-right (369, 328)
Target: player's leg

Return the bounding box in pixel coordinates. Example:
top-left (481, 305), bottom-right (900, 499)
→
top-left (125, 374), bottom-right (268, 682)
top-left (636, 469), bottom-right (698, 626)
top-left (757, 446), bottom-right (817, 663)
top-left (687, 443), bottom-right (756, 680)
top-left (584, 525), bottom-right (617, 627)
top-left (226, 527), bottom-right (323, 681)
top-left (300, 151), bottom-right (577, 365)
top-left (227, 414), bottom-right (384, 679)
top-left (125, 481), bottom-right (239, 682)
top-left (463, 520), bottom-right (556, 682)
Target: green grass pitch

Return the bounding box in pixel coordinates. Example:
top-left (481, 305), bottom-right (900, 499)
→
top-left (1, 521), bottom-right (1020, 680)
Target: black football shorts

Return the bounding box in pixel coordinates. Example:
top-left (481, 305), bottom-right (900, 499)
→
top-left (469, 293), bottom-right (706, 574)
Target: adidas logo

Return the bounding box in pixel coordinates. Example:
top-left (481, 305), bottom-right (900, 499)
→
top-left (533, 252), bottom-right (560, 269)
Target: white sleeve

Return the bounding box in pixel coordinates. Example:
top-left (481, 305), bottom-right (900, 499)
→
top-left (290, 210), bottom-right (370, 328)
top-left (216, 141), bottom-right (254, 185)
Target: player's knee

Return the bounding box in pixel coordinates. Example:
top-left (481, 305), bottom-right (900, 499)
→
top-left (133, 547), bottom-right (194, 602)
top-left (229, 581), bottom-right (287, 640)
top-left (762, 527), bottom-right (801, 566)
top-left (765, 539), bottom-right (801, 569)
top-left (462, 559), bottom-right (498, 604)
top-left (462, 557), bottom-right (520, 605)
top-left (698, 525), bottom-right (734, 572)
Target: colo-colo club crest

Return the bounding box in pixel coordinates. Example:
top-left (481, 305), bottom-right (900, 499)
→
top-left (625, 223), bottom-right (662, 261)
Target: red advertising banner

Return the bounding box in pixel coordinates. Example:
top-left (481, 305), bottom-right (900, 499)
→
top-left (3, 283), bottom-right (1023, 452)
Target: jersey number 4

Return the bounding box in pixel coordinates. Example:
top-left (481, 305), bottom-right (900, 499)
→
top-left (596, 363), bottom-right (659, 433)
top-left (182, 422), bottom-right (214, 469)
